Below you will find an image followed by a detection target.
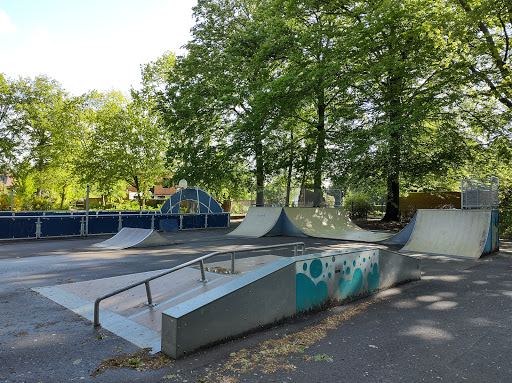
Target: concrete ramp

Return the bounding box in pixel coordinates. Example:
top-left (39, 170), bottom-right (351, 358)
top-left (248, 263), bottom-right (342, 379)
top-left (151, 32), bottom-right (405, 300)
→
top-left (162, 248), bottom-right (421, 358)
top-left (92, 227), bottom-right (172, 250)
top-left (381, 213), bottom-right (417, 246)
top-left (228, 207), bottom-right (283, 238)
top-left (283, 207), bottom-right (392, 242)
top-left (401, 210), bottom-right (491, 259)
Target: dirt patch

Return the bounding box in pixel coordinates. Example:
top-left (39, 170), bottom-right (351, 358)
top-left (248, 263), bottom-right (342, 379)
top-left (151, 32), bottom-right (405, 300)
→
top-left (204, 298), bottom-right (388, 382)
top-left (353, 218), bottom-right (408, 232)
top-left (35, 321), bottom-right (59, 329)
top-left (91, 348), bottom-right (173, 376)
top-left (14, 332), bottom-right (28, 338)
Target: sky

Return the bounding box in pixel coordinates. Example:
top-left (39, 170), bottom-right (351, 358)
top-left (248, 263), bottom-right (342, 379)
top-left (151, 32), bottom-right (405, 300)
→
top-left (0, 0), bottom-right (198, 96)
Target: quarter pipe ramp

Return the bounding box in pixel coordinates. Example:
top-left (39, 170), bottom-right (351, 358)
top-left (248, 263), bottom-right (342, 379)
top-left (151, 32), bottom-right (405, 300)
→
top-left (92, 227), bottom-right (172, 250)
top-left (283, 207), bottom-right (393, 242)
top-left (400, 209), bottom-right (492, 259)
top-left (228, 207), bottom-right (284, 238)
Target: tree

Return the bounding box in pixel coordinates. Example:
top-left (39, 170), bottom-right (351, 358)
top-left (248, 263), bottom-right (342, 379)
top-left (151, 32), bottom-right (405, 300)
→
top-left (327, 0), bottom-right (474, 220)
top-left (0, 74), bottom-right (85, 208)
top-left (77, 91), bottom-right (169, 209)
top-left (0, 74), bottom-right (20, 174)
top-left (160, 0), bottom-right (287, 202)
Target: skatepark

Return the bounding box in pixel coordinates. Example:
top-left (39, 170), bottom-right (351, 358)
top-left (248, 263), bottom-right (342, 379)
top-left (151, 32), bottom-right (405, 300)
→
top-left (1, 198), bottom-right (511, 382)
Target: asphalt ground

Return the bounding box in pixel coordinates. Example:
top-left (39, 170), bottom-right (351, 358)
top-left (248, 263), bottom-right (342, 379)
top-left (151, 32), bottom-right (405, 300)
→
top-left (0, 223), bottom-right (511, 383)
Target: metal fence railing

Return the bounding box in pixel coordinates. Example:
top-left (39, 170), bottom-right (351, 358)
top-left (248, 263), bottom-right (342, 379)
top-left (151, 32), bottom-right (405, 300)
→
top-left (461, 176), bottom-right (499, 209)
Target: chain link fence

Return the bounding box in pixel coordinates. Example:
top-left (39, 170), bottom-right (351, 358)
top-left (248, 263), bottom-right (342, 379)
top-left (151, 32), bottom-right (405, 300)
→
top-left (249, 186), bottom-right (343, 208)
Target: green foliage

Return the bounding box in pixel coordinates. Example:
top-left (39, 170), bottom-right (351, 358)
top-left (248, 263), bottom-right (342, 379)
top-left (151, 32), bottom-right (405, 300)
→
top-left (75, 90), bottom-right (169, 209)
top-left (499, 179), bottom-right (512, 239)
top-left (3, 0), bottom-right (512, 209)
top-left (343, 191), bottom-right (374, 219)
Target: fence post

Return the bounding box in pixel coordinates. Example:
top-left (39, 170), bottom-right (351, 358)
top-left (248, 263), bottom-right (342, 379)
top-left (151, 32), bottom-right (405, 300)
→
top-left (36, 217), bottom-right (41, 239)
top-left (85, 185), bottom-right (90, 236)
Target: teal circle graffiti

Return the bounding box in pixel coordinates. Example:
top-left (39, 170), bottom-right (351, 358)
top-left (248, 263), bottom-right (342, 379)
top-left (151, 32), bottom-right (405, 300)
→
top-left (363, 258), bottom-right (366, 263)
top-left (328, 272), bottom-right (332, 279)
top-left (353, 260), bottom-right (356, 267)
top-left (296, 274), bottom-right (328, 312)
top-left (346, 266), bottom-right (351, 275)
top-left (310, 259), bottom-right (323, 278)
top-left (303, 263), bottom-right (307, 271)
top-left (367, 263), bottom-right (379, 291)
top-left (338, 268), bottom-right (364, 300)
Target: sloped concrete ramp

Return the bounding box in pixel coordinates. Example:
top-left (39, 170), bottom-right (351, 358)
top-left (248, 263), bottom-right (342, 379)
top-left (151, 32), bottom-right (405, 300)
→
top-left (92, 227), bottom-right (172, 250)
top-left (381, 213), bottom-right (417, 246)
top-left (228, 207), bottom-right (284, 238)
top-left (283, 207), bottom-right (392, 242)
top-left (401, 209), bottom-right (492, 259)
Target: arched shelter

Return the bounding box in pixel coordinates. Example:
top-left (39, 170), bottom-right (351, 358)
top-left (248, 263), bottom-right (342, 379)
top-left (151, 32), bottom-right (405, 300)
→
top-left (160, 187), bottom-right (224, 214)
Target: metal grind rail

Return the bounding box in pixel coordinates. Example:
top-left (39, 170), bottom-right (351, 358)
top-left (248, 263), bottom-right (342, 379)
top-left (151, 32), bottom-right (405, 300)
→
top-left (93, 242), bottom-right (305, 327)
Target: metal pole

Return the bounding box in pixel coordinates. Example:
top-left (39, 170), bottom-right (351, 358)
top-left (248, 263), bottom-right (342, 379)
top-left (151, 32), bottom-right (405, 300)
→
top-left (145, 281), bottom-right (153, 306)
top-left (85, 185), bottom-right (90, 236)
top-left (199, 260), bottom-right (206, 281)
top-left (10, 189), bottom-right (14, 212)
top-left (461, 180), bottom-right (464, 209)
top-left (230, 252), bottom-right (235, 274)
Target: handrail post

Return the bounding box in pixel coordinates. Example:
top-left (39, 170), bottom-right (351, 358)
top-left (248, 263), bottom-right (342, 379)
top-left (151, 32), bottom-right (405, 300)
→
top-left (199, 260), bottom-right (207, 281)
top-left (145, 281), bottom-right (153, 306)
top-left (294, 244), bottom-right (297, 257)
top-left (230, 252), bottom-right (235, 274)
top-left (94, 299), bottom-right (101, 327)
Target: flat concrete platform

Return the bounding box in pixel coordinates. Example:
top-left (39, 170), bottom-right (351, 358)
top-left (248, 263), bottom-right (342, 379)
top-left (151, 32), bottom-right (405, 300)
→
top-left (1, 224), bottom-right (511, 383)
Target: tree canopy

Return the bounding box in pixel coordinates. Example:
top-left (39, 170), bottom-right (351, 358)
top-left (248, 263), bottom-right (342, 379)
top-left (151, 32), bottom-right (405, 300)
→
top-left (1, 0), bottom-right (511, 218)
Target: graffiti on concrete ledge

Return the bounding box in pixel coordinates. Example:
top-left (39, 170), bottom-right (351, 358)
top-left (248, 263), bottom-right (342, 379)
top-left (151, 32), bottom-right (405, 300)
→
top-left (296, 250), bottom-right (380, 312)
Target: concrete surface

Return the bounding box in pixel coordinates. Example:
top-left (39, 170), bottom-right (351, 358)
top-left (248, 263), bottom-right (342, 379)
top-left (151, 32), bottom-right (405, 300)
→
top-left (283, 207), bottom-right (392, 242)
top-left (401, 209), bottom-right (492, 258)
top-left (0, 224), bottom-right (511, 382)
top-left (92, 228), bottom-right (172, 250)
top-left (228, 207), bottom-right (284, 237)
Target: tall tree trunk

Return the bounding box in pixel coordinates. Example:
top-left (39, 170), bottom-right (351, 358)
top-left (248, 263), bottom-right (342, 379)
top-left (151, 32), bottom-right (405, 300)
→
top-left (59, 185), bottom-right (66, 209)
top-left (312, 90), bottom-right (326, 207)
top-left (383, 155), bottom-right (400, 221)
top-left (383, 74), bottom-right (402, 222)
top-left (285, 130), bottom-right (294, 207)
top-left (133, 175), bottom-right (144, 210)
top-left (255, 138), bottom-right (265, 206)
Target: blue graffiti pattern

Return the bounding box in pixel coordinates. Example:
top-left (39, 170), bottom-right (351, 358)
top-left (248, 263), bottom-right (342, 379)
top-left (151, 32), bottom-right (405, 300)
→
top-left (296, 251), bottom-right (380, 312)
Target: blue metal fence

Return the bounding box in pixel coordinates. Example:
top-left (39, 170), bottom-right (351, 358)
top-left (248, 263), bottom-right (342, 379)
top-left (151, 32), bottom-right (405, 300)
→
top-left (0, 212), bottom-right (230, 240)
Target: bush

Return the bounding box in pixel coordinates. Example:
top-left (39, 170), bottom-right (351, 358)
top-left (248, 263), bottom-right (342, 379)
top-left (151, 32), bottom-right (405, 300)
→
top-left (343, 192), bottom-right (374, 219)
top-left (499, 180), bottom-right (512, 239)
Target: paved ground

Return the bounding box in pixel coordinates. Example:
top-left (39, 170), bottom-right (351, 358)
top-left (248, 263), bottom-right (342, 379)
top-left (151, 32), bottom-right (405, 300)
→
top-left (0, 224), bottom-right (511, 383)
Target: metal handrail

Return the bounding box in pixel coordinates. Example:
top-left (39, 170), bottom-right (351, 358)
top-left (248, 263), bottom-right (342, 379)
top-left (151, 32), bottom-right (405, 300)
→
top-left (93, 242), bottom-right (305, 327)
